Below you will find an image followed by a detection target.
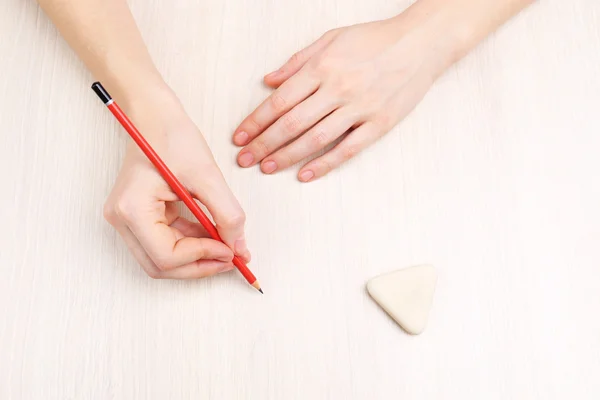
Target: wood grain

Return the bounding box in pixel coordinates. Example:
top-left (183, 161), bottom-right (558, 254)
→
top-left (1, 0), bottom-right (599, 398)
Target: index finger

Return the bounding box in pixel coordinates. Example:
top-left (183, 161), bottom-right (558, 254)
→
top-left (114, 222), bottom-right (234, 279)
top-left (125, 210), bottom-right (234, 272)
top-left (233, 71), bottom-right (320, 146)
top-left (188, 170), bottom-right (251, 263)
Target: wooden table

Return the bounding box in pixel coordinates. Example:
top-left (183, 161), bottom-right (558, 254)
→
top-left (1, 0), bottom-right (599, 398)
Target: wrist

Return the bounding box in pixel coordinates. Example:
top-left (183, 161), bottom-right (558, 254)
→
top-left (390, 0), bottom-right (477, 78)
top-left (400, 0), bottom-right (535, 75)
top-left (122, 82), bottom-right (189, 138)
top-left (119, 78), bottom-right (182, 115)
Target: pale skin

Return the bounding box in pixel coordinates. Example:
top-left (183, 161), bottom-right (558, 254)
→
top-left (37, 0), bottom-right (534, 279)
top-left (234, 0), bottom-right (535, 181)
top-left (36, 0), bottom-right (250, 279)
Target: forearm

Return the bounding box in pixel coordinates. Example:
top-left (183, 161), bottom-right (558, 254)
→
top-left (398, 0), bottom-right (535, 74)
top-left (447, 0), bottom-right (535, 59)
top-left (37, 0), bottom-right (174, 113)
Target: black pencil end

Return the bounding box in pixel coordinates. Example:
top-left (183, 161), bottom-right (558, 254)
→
top-left (91, 82), bottom-right (112, 104)
top-left (259, 288), bottom-right (264, 294)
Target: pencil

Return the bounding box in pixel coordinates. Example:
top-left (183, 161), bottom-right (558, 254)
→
top-left (91, 82), bottom-right (262, 293)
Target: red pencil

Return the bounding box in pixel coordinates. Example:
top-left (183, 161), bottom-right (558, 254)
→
top-left (91, 82), bottom-right (262, 293)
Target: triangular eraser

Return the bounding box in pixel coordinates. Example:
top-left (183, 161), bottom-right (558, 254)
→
top-left (366, 264), bottom-right (437, 335)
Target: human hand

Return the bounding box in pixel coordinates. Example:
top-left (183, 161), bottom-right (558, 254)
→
top-left (233, 12), bottom-right (455, 181)
top-left (104, 92), bottom-right (250, 279)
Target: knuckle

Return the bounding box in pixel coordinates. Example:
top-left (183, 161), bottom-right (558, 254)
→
top-left (319, 158), bottom-right (334, 173)
top-left (247, 116), bottom-right (262, 132)
top-left (323, 29), bottom-right (339, 39)
top-left (284, 151), bottom-right (295, 166)
top-left (269, 93), bottom-right (287, 113)
top-left (313, 58), bottom-right (332, 75)
top-left (289, 50), bottom-right (304, 65)
top-left (254, 138), bottom-right (271, 156)
top-left (332, 78), bottom-right (356, 100)
top-left (113, 198), bottom-right (134, 224)
top-left (342, 145), bottom-right (359, 161)
top-left (278, 151), bottom-right (295, 167)
top-left (153, 256), bottom-right (174, 272)
top-left (310, 129), bottom-right (329, 147)
top-left (301, 62), bottom-right (318, 80)
top-left (103, 202), bottom-right (117, 225)
top-left (372, 113), bottom-right (392, 131)
top-left (221, 212), bottom-right (246, 230)
top-left (194, 246), bottom-right (207, 261)
top-left (146, 269), bottom-right (163, 280)
top-left (281, 112), bottom-right (302, 134)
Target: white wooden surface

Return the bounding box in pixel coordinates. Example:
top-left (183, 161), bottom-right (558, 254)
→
top-left (1, 0), bottom-right (599, 398)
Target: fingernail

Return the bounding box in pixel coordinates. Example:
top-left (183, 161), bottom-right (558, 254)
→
top-left (262, 160), bottom-right (277, 174)
top-left (234, 131), bottom-right (248, 145)
top-left (238, 152), bottom-right (254, 167)
top-left (299, 170), bottom-right (314, 182)
top-left (266, 70), bottom-right (281, 79)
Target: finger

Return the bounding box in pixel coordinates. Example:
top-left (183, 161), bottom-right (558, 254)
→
top-left (298, 122), bottom-right (382, 182)
top-left (238, 89), bottom-right (339, 171)
top-left (187, 171), bottom-right (251, 263)
top-left (233, 71), bottom-right (320, 149)
top-left (260, 107), bottom-right (358, 173)
top-left (264, 30), bottom-right (338, 88)
top-left (164, 201), bottom-right (180, 224)
top-left (159, 260), bottom-right (235, 279)
top-left (114, 223), bottom-right (233, 279)
top-left (170, 216), bottom-right (209, 238)
top-left (126, 212), bottom-right (234, 271)
top-left (114, 223), bottom-right (163, 278)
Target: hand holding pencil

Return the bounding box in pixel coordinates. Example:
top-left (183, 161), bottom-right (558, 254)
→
top-left (94, 83), bottom-right (261, 291)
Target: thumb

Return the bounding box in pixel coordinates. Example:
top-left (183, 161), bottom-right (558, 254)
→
top-left (189, 169), bottom-right (251, 263)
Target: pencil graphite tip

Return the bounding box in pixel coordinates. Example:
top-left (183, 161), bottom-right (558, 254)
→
top-left (251, 280), bottom-right (262, 293)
